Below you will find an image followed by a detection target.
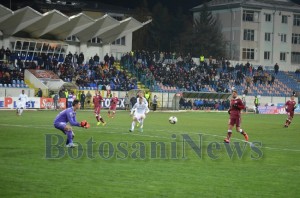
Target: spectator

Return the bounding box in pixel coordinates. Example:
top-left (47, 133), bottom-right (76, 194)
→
top-left (35, 88), bottom-right (43, 97)
top-left (80, 91), bottom-right (86, 109)
top-left (274, 63), bottom-right (279, 75)
top-left (124, 93), bottom-right (130, 110)
top-left (152, 95), bottom-right (158, 111)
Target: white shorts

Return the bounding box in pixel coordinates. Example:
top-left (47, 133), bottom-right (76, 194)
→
top-left (17, 102), bottom-right (26, 109)
top-left (134, 113), bottom-right (145, 120)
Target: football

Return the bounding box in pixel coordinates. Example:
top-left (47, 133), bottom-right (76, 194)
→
top-left (169, 116), bottom-right (178, 124)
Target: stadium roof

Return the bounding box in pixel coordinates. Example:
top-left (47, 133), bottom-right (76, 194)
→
top-left (0, 4), bottom-right (151, 44)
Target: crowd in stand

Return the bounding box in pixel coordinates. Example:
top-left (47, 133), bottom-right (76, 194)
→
top-left (0, 47), bottom-right (138, 91)
top-left (0, 45), bottom-right (298, 97)
top-left (120, 50), bottom-right (297, 97)
top-left (0, 47), bottom-right (25, 86)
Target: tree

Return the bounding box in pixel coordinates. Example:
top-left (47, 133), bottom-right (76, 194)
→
top-left (182, 3), bottom-right (225, 58)
top-left (132, 0), bottom-right (152, 50)
top-left (148, 2), bottom-right (171, 51)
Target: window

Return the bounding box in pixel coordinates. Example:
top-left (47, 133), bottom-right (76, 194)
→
top-left (242, 48), bottom-right (255, 60)
top-left (121, 36), bottom-right (125, 45)
top-left (65, 35), bottom-right (77, 41)
top-left (265, 33), bottom-right (271, 41)
top-left (112, 36), bottom-right (126, 46)
top-left (294, 14), bottom-right (300, 26)
top-left (243, 29), bottom-right (254, 41)
top-left (243, 10), bottom-right (254, 22)
top-left (281, 34), bottom-right (287, 42)
top-left (280, 52), bottom-right (286, 61)
top-left (89, 37), bottom-right (102, 44)
top-left (264, 51), bottom-right (270, 60)
top-left (292, 33), bottom-right (300, 44)
top-left (291, 52), bottom-right (300, 63)
top-left (265, 14), bottom-right (271, 22)
top-left (282, 15), bottom-right (288, 24)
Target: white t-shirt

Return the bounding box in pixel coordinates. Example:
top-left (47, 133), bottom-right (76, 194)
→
top-left (131, 102), bottom-right (149, 116)
top-left (18, 93), bottom-right (28, 108)
top-left (136, 97), bottom-right (148, 107)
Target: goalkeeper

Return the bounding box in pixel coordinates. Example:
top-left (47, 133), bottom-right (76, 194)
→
top-left (53, 99), bottom-right (89, 148)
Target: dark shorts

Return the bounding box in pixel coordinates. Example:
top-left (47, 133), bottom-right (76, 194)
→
top-left (287, 111), bottom-right (294, 118)
top-left (110, 106), bottom-right (117, 111)
top-left (94, 106), bottom-right (101, 115)
top-left (228, 116), bottom-right (241, 127)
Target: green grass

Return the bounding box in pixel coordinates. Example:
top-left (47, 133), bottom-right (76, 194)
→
top-left (0, 110), bottom-right (299, 197)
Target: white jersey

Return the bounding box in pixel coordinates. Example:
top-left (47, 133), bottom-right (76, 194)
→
top-left (131, 102), bottom-right (149, 115)
top-left (18, 93), bottom-right (28, 108)
top-left (136, 97), bottom-right (148, 107)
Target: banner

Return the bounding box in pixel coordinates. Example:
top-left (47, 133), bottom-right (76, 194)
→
top-left (40, 98), bottom-right (66, 109)
top-left (0, 97), bottom-right (66, 109)
top-left (258, 103), bottom-right (300, 114)
top-left (100, 98), bottom-right (125, 109)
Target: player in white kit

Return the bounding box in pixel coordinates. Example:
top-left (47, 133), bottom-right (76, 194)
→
top-left (129, 97), bottom-right (149, 132)
top-left (16, 90), bottom-right (29, 116)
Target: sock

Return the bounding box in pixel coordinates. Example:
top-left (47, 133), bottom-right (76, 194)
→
top-left (19, 108), bottom-right (23, 115)
top-left (140, 119), bottom-right (144, 128)
top-left (285, 119), bottom-right (289, 126)
top-left (287, 119), bottom-right (291, 126)
top-left (66, 131), bottom-right (73, 144)
top-left (227, 130), bottom-right (232, 139)
top-left (131, 121), bottom-right (136, 130)
top-left (239, 128), bottom-right (246, 135)
top-left (100, 117), bottom-right (105, 123)
top-left (96, 115), bottom-right (99, 122)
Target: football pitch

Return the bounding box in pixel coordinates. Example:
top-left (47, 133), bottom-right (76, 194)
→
top-left (0, 110), bottom-right (299, 197)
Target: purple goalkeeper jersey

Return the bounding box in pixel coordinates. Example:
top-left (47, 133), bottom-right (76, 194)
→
top-left (54, 107), bottom-right (80, 127)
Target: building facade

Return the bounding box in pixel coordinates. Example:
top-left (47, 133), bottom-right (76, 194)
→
top-left (191, 0), bottom-right (300, 71)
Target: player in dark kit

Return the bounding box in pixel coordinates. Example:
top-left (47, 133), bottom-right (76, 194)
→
top-left (93, 91), bottom-right (106, 126)
top-left (108, 93), bottom-right (119, 118)
top-left (284, 95), bottom-right (297, 128)
top-left (224, 90), bottom-right (249, 143)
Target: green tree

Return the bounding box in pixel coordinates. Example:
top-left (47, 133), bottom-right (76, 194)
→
top-left (132, 0), bottom-right (152, 50)
top-left (182, 3), bottom-right (225, 58)
top-left (148, 2), bottom-right (171, 51)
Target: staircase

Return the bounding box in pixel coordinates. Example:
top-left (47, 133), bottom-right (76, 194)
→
top-left (115, 61), bottom-right (147, 90)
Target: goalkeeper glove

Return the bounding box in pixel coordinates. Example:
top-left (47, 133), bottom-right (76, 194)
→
top-left (80, 120), bottom-right (90, 129)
